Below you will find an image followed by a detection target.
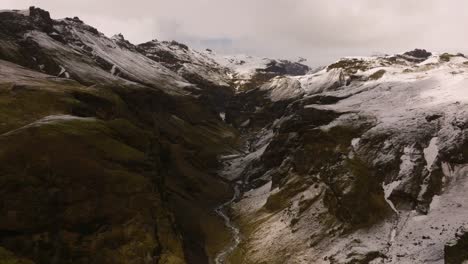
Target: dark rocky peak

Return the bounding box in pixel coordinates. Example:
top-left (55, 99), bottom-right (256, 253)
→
top-left (168, 40), bottom-right (188, 50)
top-left (28, 6), bottom-right (52, 24)
top-left (0, 6), bottom-right (54, 34)
top-left (327, 58), bottom-right (370, 74)
top-left (143, 39), bottom-right (191, 52)
top-left (59, 17), bottom-right (101, 36)
top-left (111, 33), bottom-right (136, 50)
top-left (403, 49), bottom-right (432, 59)
top-left (64, 16), bottom-right (84, 24)
top-left (145, 39), bottom-right (159, 45)
top-left (261, 59), bottom-right (310, 76)
top-left (137, 39), bottom-right (159, 50)
top-left (111, 33), bottom-right (125, 41)
top-left (137, 40), bottom-right (188, 70)
top-left (389, 49), bottom-right (432, 64)
top-left (395, 49), bottom-right (433, 63)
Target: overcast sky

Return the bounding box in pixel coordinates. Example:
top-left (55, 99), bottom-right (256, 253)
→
top-left (3, 0), bottom-right (468, 65)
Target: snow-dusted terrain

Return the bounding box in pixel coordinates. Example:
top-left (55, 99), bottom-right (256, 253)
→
top-left (221, 52), bottom-right (468, 264)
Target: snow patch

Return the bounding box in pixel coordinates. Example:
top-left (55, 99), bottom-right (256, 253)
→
top-left (2, 115), bottom-right (95, 136)
top-left (58, 66), bottom-right (66, 76)
top-left (261, 77), bottom-right (303, 101)
top-left (298, 68), bottom-right (346, 94)
top-left (240, 119), bottom-right (250, 127)
top-left (383, 180), bottom-right (401, 214)
top-left (399, 145), bottom-right (419, 177)
top-left (219, 112), bottom-right (226, 122)
top-left (235, 181), bottom-right (272, 215)
top-left (429, 195), bottom-right (441, 211)
top-left (213, 54), bottom-right (271, 80)
top-left (219, 130), bottom-right (273, 181)
top-left (351, 138), bottom-right (360, 149)
top-left (390, 228), bottom-right (397, 243)
top-left (423, 137), bottom-right (439, 171)
top-left (110, 65), bottom-right (118, 75)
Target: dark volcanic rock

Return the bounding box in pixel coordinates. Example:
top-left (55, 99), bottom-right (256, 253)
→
top-left (0, 7), bottom-right (54, 35)
top-left (261, 60), bottom-right (310, 76)
top-left (445, 228), bottom-right (468, 264)
top-left (404, 49), bottom-right (432, 59)
top-left (29, 6), bottom-right (53, 25)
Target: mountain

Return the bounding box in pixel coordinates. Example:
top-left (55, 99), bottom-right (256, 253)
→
top-left (0, 6), bottom-right (467, 264)
top-left (226, 50), bottom-right (468, 264)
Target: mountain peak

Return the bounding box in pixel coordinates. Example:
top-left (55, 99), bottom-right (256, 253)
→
top-left (403, 48), bottom-right (432, 59)
top-left (28, 6), bottom-right (52, 23)
top-left (111, 33), bottom-right (126, 41)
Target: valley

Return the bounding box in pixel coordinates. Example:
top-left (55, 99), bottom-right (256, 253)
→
top-left (0, 7), bottom-right (468, 264)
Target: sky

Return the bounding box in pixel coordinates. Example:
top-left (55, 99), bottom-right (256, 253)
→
top-left (3, 0), bottom-right (468, 66)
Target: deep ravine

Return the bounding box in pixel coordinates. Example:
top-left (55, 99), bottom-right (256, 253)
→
top-left (212, 127), bottom-right (272, 263)
top-left (214, 183), bottom-right (241, 264)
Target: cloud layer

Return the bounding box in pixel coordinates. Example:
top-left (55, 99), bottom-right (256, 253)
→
top-left (3, 0), bottom-right (468, 65)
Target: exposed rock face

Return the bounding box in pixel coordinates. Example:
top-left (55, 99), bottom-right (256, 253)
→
top-left (445, 228), bottom-right (468, 264)
top-left (404, 49), bottom-right (432, 59)
top-left (221, 51), bottom-right (468, 263)
top-left (0, 61), bottom-right (238, 264)
top-left (0, 8), bottom-right (238, 264)
top-left (1, 7), bottom-right (468, 264)
top-left (262, 60), bottom-right (310, 76)
top-left (136, 39), bottom-right (234, 113)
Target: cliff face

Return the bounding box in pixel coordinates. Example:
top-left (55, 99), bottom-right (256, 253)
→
top-left (0, 7), bottom-right (240, 264)
top-left (223, 52), bottom-right (468, 264)
top-left (1, 6), bottom-right (468, 264)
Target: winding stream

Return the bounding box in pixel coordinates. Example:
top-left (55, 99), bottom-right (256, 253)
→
top-left (214, 136), bottom-right (264, 263)
top-left (214, 184), bottom-right (241, 264)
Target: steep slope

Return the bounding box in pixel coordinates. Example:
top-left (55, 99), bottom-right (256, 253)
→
top-left (0, 8), bottom-right (193, 94)
top-left (0, 7), bottom-right (243, 264)
top-left (0, 56), bottom-right (242, 264)
top-left (222, 50), bottom-right (468, 264)
top-left (136, 40), bottom-right (233, 113)
top-left (137, 40), bottom-right (231, 88)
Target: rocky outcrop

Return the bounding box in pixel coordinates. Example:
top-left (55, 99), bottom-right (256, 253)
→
top-left (136, 39), bottom-right (234, 113)
top-left (403, 49), bottom-right (432, 59)
top-left (261, 60), bottom-right (310, 76)
top-left (445, 228), bottom-right (468, 264)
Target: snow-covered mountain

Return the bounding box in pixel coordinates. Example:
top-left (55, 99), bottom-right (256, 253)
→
top-left (0, 7), bottom-right (467, 264)
top-left (224, 50), bottom-right (468, 264)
